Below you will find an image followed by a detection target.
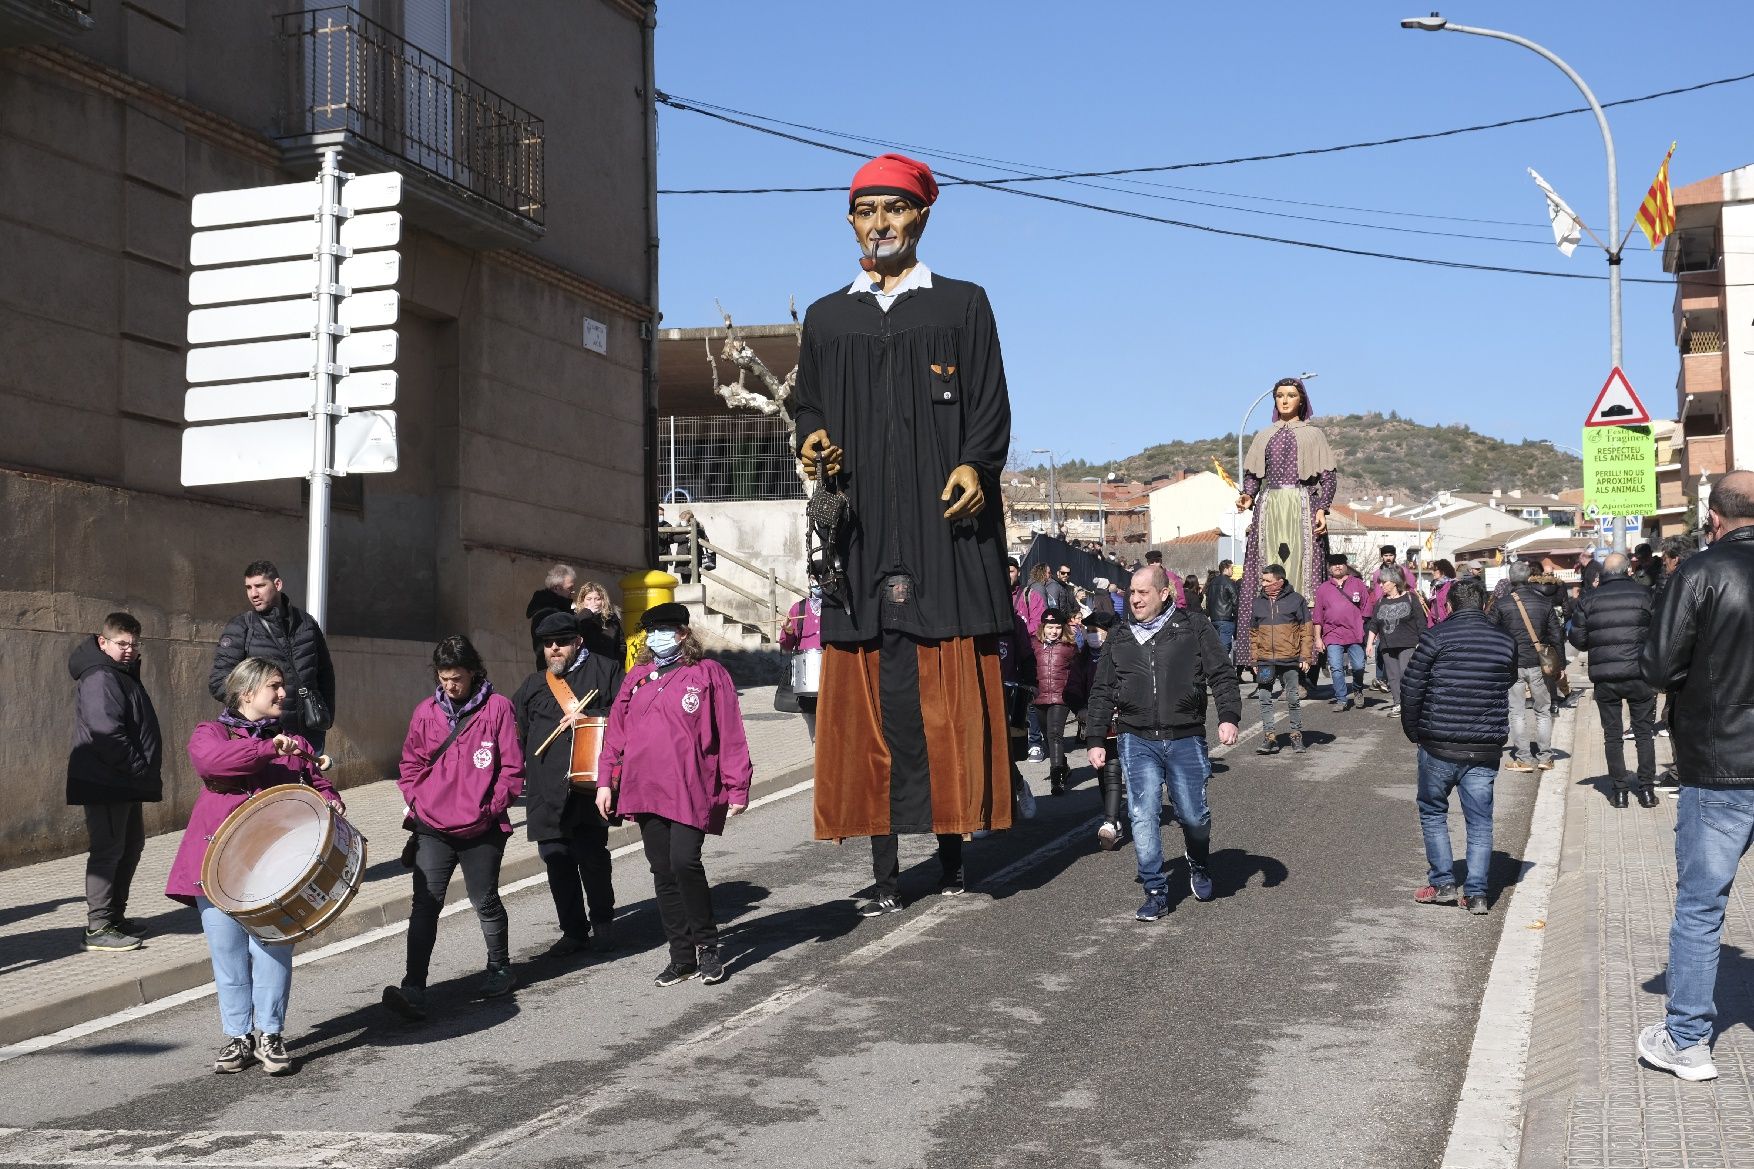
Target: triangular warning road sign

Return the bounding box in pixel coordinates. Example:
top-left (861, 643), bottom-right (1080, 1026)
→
top-left (1585, 366), bottom-right (1651, 427)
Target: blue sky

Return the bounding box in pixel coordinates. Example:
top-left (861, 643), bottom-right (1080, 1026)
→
top-left (654, 2), bottom-right (1754, 471)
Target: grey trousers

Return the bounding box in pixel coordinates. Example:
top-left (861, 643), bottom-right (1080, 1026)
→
top-left (1507, 665), bottom-right (1554, 761)
top-left (84, 802), bottom-right (145, 931)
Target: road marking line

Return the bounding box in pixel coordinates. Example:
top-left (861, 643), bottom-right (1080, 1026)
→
top-left (0, 1127), bottom-right (448, 1168)
top-left (1438, 696), bottom-right (1575, 1169)
top-left (0, 782), bottom-right (819, 1066)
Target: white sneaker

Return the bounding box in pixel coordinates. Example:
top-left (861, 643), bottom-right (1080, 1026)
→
top-left (1637, 1022), bottom-right (1718, 1081)
top-left (1096, 820), bottom-right (1123, 851)
top-left (1624, 729), bottom-right (1637, 740)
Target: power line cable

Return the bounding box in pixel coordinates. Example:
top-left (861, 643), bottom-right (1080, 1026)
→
top-left (656, 96), bottom-right (1694, 284)
top-left (657, 68), bottom-right (1754, 192)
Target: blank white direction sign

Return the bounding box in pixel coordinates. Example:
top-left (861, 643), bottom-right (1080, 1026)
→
top-left (191, 182), bottom-right (320, 228)
top-left (339, 251), bottom-right (399, 291)
top-left (187, 298), bottom-right (315, 345)
top-left (183, 371), bottom-right (396, 423)
top-left (187, 337), bottom-right (313, 383)
top-left (181, 410), bottom-right (399, 486)
top-left (341, 171), bottom-right (402, 211)
top-left (339, 290), bottom-right (398, 330)
top-left (189, 259), bottom-right (317, 306)
top-left (336, 330), bottom-right (396, 369)
top-left (339, 212), bottom-right (400, 251)
top-left (190, 220), bottom-right (318, 267)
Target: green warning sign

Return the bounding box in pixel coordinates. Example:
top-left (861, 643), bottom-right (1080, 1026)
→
top-left (1582, 425), bottom-right (1656, 518)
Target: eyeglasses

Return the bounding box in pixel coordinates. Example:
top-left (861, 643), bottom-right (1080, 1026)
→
top-left (541, 636), bottom-right (581, 648)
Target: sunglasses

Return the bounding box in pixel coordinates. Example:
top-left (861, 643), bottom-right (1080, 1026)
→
top-left (541, 635), bottom-right (581, 648)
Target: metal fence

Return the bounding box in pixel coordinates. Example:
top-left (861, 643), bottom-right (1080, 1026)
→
top-left (659, 415), bottom-right (804, 504)
top-left (275, 5), bottom-right (545, 226)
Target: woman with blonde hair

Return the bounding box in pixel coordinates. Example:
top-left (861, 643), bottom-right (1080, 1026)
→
top-left (167, 657), bottom-right (342, 1076)
top-left (573, 580), bottom-right (627, 661)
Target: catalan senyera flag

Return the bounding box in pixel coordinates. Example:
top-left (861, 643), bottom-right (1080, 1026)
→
top-left (1210, 457), bottom-right (1237, 490)
top-left (1635, 141), bottom-right (1678, 249)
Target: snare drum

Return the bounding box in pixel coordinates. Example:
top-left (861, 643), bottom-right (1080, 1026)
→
top-left (566, 716), bottom-right (608, 789)
top-left (791, 648), bottom-right (823, 697)
top-left (200, 784), bottom-right (367, 945)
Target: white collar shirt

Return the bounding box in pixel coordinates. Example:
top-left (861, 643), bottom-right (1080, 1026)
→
top-left (847, 262), bottom-right (933, 312)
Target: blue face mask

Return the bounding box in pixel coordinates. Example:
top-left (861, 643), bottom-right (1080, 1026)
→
top-left (809, 584), bottom-right (823, 600)
top-left (646, 628), bottom-right (682, 660)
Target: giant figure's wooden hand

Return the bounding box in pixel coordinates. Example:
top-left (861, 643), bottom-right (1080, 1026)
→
top-left (1314, 508), bottom-right (1329, 537)
top-left (941, 464), bottom-right (985, 520)
top-left (799, 430), bottom-right (843, 478)
top-left (1236, 493), bottom-right (1254, 512)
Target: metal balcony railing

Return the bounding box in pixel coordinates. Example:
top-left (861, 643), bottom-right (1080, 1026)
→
top-left (275, 5), bottom-right (544, 227)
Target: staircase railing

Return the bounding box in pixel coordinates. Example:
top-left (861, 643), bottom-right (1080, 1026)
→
top-left (657, 521), bottom-right (806, 643)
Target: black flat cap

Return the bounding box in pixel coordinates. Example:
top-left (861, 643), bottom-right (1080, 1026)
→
top-left (534, 611), bottom-right (581, 640)
top-left (640, 602), bottom-right (692, 630)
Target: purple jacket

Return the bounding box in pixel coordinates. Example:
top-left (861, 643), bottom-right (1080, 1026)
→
top-left (1312, 577), bottom-right (1372, 646)
top-left (779, 599), bottom-right (822, 652)
top-left (397, 691), bottom-right (525, 838)
top-left (1013, 585), bottom-right (1046, 634)
top-left (166, 721), bottom-right (338, 905)
top-left (601, 658), bottom-right (752, 835)
top-left (1428, 579), bottom-right (1453, 623)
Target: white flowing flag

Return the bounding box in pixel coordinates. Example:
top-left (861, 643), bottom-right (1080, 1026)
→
top-left (1528, 168), bottom-right (1584, 257)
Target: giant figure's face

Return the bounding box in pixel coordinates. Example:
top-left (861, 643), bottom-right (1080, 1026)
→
top-left (848, 196), bottom-right (929, 265)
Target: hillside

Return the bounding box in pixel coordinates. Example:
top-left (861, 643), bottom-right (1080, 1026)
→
top-left (1047, 412), bottom-right (1582, 502)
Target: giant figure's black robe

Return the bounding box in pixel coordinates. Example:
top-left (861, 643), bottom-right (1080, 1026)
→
top-left (794, 272), bottom-right (1016, 840)
top-left (792, 275), bottom-right (1014, 644)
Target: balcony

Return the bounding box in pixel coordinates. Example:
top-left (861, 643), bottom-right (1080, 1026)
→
top-left (0, 0), bottom-right (91, 47)
top-left (1679, 349), bottom-right (1727, 396)
top-left (275, 6), bottom-right (544, 246)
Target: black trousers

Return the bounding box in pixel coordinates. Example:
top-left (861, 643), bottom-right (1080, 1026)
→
top-left (406, 828), bottom-right (509, 986)
top-left (1097, 749), bottom-right (1124, 824)
top-left (83, 802), bottom-right (145, 931)
top-left (638, 814), bottom-right (715, 962)
top-left (538, 817), bottom-right (615, 939)
top-left (1039, 704), bottom-right (1071, 770)
top-left (871, 833), bottom-right (963, 899)
top-left (1596, 681), bottom-right (1657, 791)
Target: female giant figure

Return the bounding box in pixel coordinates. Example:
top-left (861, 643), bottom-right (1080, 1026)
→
top-left (1234, 377), bottom-right (1338, 668)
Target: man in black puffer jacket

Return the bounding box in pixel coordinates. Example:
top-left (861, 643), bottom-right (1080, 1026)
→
top-left (1491, 560), bottom-right (1566, 772)
top-left (208, 559), bottom-right (336, 750)
top-left (1400, 577), bottom-right (1517, 915)
top-left (1636, 471), bottom-right (1754, 1083)
top-left (1568, 552), bottom-right (1656, 806)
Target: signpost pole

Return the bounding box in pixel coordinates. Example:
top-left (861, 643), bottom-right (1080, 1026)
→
top-left (306, 148), bottom-right (344, 628)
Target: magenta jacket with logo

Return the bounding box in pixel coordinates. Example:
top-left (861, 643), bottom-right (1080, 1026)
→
top-left (600, 658), bottom-right (752, 835)
top-left (1312, 577), bottom-right (1373, 647)
top-left (397, 692), bottom-right (525, 839)
top-left (779, 599), bottom-right (822, 652)
top-left (166, 721), bottom-right (338, 905)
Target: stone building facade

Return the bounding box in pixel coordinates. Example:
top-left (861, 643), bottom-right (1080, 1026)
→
top-left (0, 0), bottom-right (658, 866)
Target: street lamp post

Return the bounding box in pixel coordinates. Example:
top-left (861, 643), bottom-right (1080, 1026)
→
top-left (1032, 448), bottom-right (1059, 537)
top-left (1402, 13), bottom-right (1625, 550)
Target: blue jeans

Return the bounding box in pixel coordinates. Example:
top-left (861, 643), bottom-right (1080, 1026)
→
top-left (1665, 786), bottom-right (1754, 1047)
top-left (1212, 620), bottom-right (1236, 656)
top-left (1415, 749), bottom-right (1496, 897)
top-left (1118, 735), bottom-right (1212, 895)
top-left (197, 896), bottom-right (294, 1037)
top-left (1326, 642), bottom-right (1365, 702)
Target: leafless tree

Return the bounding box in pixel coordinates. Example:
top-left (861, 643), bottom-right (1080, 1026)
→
top-left (707, 299), bottom-right (803, 440)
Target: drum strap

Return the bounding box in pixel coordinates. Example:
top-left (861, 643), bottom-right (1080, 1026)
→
top-left (545, 674), bottom-right (591, 778)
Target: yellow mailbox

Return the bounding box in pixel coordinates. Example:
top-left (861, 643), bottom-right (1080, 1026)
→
top-left (620, 568), bottom-right (679, 669)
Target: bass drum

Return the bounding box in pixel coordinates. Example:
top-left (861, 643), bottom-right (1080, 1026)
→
top-left (200, 784), bottom-right (367, 945)
top-left (791, 648), bottom-right (823, 698)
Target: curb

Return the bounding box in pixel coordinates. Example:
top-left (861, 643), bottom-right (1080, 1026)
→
top-left (1438, 689), bottom-right (1581, 1169)
top-left (0, 763), bottom-right (815, 1049)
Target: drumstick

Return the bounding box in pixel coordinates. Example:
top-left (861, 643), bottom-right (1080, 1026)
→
top-left (285, 742), bottom-right (333, 772)
top-left (534, 688), bottom-right (600, 758)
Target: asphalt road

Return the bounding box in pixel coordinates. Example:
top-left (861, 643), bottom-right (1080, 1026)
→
top-left (0, 690), bottom-right (1539, 1169)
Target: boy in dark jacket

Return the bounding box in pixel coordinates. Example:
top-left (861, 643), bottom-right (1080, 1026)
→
top-left (1400, 578), bottom-right (1517, 915)
top-left (1567, 553), bottom-right (1657, 806)
top-left (1248, 565), bottom-right (1314, 754)
top-left (67, 612), bottom-right (162, 952)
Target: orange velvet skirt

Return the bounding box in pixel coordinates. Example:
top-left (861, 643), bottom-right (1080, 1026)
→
top-left (812, 632), bottom-right (1012, 840)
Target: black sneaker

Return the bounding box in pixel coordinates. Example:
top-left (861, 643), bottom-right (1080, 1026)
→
top-left (697, 946), bottom-right (728, 985)
top-left (655, 959), bottom-right (700, 987)
top-left (114, 917), bottom-right (148, 937)
top-left (938, 871), bottom-right (965, 897)
top-left (83, 926), bottom-right (143, 953)
top-left (258, 1032), bottom-right (293, 1076)
top-left (590, 920), bottom-right (617, 952)
top-left (1464, 895), bottom-right (1490, 916)
top-left (1256, 739), bottom-right (1280, 756)
top-left (381, 983), bottom-right (428, 1022)
top-left (213, 1034), bottom-right (255, 1074)
top-left (857, 895), bottom-right (903, 917)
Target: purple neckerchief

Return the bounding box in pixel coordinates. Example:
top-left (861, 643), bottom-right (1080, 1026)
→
top-left (218, 709), bottom-right (280, 738)
top-left (566, 645), bottom-right (591, 675)
top-left (434, 679), bottom-right (494, 729)
top-left (1129, 605), bottom-right (1175, 643)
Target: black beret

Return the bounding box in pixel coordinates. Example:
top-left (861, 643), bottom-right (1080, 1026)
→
top-left (1041, 608), bottom-right (1066, 624)
top-left (1083, 610), bottom-right (1116, 631)
top-left (640, 601), bottom-right (692, 630)
top-left (534, 611), bottom-right (581, 640)
top-left (1327, 553), bottom-right (1350, 568)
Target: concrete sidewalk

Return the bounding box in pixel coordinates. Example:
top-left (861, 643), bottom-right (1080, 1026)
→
top-left (0, 686), bottom-right (814, 1049)
top-left (1520, 684), bottom-right (1754, 1168)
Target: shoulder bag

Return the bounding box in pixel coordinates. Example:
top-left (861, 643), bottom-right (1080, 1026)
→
top-left (1510, 595), bottom-right (1571, 697)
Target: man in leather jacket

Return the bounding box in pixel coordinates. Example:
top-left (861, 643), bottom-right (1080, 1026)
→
top-left (1636, 470), bottom-right (1754, 1083)
top-left (1203, 559), bottom-right (1240, 655)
